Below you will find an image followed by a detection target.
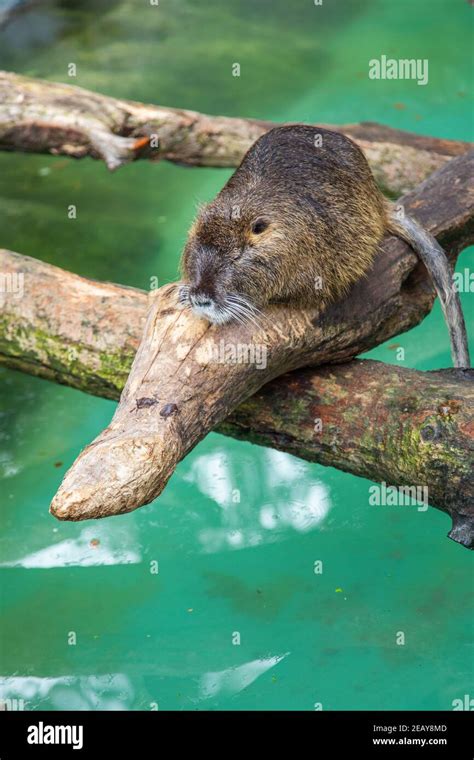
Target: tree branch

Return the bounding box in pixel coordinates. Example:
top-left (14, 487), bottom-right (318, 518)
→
top-left (221, 361), bottom-right (474, 549)
top-left (0, 70), bottom-right (471, 195)
top-left (0, 255), bottom-right (472, 546)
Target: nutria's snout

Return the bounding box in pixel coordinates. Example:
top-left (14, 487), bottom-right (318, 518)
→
top-left (178, 281), bottom-right (259, 326)
top-left (178, 282), bottom-right (230, 324)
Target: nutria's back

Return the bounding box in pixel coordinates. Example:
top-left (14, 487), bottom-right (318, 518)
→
top-left (231, 124), bottom-right (378, 193)
top-left (180, 125), bottom-right (388, 324)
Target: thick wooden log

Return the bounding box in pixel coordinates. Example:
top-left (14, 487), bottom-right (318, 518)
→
top-left (221, 361), bottom-right (474, 549)
top-left (0, 70), bottom-right (472, 196)
top-left (0, 263), bottom-right (472, 547)
top-left (1, 255), bottom-right (472, 546)
top-left (0, 250), bottom-right (148, 399)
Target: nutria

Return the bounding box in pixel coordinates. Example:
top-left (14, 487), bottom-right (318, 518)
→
top-left (179, 125), bottom-right (469, 368)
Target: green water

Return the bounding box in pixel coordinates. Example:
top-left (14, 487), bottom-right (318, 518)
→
top-left (0, 0), bottom-right (473, 711)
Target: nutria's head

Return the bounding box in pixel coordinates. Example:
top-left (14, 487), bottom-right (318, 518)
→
top-left (179, 186), bottom-right (313, 325)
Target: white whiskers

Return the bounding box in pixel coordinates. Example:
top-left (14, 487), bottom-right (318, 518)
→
top-left (177, 284), bottom-right (266, 330)
top-left (222, 294), bottom-right (267, 330)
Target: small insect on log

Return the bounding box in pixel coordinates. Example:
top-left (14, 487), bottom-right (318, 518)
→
top-left (132, 397), bottom-right (159, 412)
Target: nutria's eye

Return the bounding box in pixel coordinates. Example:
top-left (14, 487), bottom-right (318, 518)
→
top-left (251, 219), bottom-right (269, 235)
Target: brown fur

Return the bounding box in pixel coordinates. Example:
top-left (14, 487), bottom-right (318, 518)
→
top-left (180, 125), bottom-right (390, 316)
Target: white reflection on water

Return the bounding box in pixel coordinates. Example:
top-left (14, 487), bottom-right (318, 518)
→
top-left (184, 451), bottom-right (232, 509)
top-left (199, 653), bottom-right (289, 701)
top-left (0, 525), bottom-right (141, 568)
top-left (0, 450), bottom-right (21, 479)
top-left (185, 448), bottom-right (331, 553)
top-left (0, 673), bottom-right (134, 711)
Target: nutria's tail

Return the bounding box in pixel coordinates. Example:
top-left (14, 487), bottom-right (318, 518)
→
top-left (389, 204), bottom-right (470, 369)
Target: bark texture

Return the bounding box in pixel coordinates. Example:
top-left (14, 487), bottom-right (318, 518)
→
top-left (0, 70), bottom-right (472, 195)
